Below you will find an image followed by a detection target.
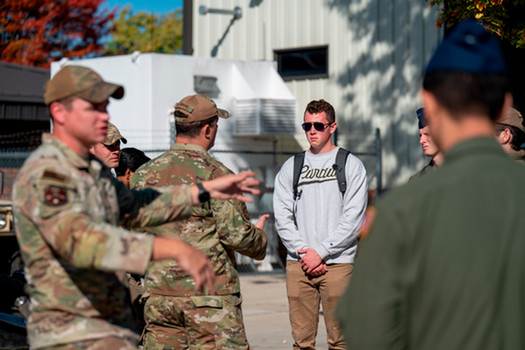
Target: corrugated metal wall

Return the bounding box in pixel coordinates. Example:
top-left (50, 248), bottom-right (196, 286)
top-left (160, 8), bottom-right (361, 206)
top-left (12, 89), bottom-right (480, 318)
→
top-left (192, 0), bottom-right (442, 188)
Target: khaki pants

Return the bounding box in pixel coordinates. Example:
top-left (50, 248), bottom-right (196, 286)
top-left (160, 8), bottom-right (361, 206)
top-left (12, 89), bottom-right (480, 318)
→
top-left (286, 260), bottom-right (353, 350)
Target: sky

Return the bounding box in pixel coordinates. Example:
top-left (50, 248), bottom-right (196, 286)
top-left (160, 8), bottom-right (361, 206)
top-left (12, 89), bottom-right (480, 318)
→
top-left (104, 0), bottom-right (183, 14)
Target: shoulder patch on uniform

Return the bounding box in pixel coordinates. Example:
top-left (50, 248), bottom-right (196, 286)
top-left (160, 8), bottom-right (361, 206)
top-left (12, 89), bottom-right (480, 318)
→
top-left (44, 185), bottom-right (68, 206)
top-left (42, 170), bottom-right (67, 183)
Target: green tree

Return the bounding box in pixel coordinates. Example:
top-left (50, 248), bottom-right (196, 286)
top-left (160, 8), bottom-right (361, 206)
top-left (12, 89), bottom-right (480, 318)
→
top-left (105, 6), bottom-right (183, 55)
top-left (427, 0), bottom-right (525, 48)
top-left (0, 0), bottom-right (115, 68)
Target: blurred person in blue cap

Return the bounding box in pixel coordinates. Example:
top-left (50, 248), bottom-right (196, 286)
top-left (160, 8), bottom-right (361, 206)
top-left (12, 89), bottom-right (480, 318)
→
top-left (337, 19), bottom-right (525, 350)
top-left (495, 106), bottom-right (525, 163)
top-left (410, 107), bottom-right (444, 180)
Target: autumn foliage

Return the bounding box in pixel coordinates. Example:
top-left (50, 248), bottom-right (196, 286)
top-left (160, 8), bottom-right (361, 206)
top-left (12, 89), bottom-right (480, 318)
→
top-left (105, 6), bottom-right (183, 55)
top-left (427, 0), bottom-right (525, 48)
top-left (0, 0), bottom-right (116, 68)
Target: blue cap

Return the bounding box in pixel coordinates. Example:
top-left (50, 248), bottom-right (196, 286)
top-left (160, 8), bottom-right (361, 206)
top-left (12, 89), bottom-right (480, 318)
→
top-left (417, 108), bottom-right (427, 129)
top-left (425, 19), bottom-right (507, 75)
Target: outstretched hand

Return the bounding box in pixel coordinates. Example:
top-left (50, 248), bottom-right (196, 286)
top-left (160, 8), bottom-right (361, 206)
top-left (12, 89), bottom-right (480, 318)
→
top-left (201, 172), bottom-right (260, 202)
top-left (255, 214), bottom-right (270, 230)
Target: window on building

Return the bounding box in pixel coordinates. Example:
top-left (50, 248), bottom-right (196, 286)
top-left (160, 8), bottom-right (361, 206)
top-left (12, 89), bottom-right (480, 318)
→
top-left (274, 45), bottom-right (328, 81)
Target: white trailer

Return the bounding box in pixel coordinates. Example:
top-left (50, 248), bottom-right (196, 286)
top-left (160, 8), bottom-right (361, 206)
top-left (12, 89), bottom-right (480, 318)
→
top-left (51, 53), bottom-right (300, 271)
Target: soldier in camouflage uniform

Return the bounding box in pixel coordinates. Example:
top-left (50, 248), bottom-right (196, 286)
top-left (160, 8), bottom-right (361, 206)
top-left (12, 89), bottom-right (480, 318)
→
top-left (89, 121), bottom-right (128, 170)
top-left (131, 94), bottom-right (268, 349)
top-left (12, 66), bottom-right (261, 350)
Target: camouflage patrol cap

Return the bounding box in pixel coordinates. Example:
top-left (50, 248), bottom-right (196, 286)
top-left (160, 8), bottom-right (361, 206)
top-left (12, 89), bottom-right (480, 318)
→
top-left (104, 122), bottom-right (127, 146)
top-left (174, 94), bottom-right (230, 123)
top-left (44, 65), bottom-right (124, 105)
top-left (498, 107), bottom-right (525, 134)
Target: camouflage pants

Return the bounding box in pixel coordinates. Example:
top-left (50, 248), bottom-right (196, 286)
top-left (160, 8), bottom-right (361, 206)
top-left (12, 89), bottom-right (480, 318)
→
top-left (39, 336), bottom-right (138, 350)
top-left (127, 273), bottom-right (146, 333)
top-left (142, 293), bottom-right (251, 350)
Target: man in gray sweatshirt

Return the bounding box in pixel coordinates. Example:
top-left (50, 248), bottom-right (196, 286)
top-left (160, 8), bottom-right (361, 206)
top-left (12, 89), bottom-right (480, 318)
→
top-left (273, 99), bottom-right (368, 349)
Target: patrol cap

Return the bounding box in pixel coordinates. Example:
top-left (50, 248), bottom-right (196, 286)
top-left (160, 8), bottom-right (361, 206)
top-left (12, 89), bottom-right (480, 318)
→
top-left (44, 65), bottom-right (124, 105)
top-left (417, 108), bottom-right (427, 129)
top-left (104, 122), bottom-right (127, 146)
top-left (425, 19), bottom-right (507, 75)
top-left (174, 94), bottom-right (230, 123)
top-left (498, 107), bottom-right (525, 134)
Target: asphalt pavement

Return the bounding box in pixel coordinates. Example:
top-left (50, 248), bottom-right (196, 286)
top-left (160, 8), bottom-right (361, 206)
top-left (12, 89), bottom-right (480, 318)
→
top-left (240, 272), bottom-right (328, 350)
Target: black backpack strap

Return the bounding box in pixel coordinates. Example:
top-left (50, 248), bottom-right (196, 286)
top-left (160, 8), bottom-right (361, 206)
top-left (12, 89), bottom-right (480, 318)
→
top-left (332, 148), bottom-right (350, 196)
top-left (293, 151), bottom-right (305, 200)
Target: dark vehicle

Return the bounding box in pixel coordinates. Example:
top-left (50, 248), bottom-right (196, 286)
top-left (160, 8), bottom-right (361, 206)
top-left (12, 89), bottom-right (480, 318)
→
top-left (0, 200), bottom-right (29, 348)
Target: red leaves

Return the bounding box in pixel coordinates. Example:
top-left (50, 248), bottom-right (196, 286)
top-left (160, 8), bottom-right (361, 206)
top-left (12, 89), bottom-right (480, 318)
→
top-left (427, 0), bottom-right (525, 48)
top-left (0, 0), bottom-right (116, 67)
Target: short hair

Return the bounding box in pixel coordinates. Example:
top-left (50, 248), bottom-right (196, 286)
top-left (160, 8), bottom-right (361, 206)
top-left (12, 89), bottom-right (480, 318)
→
top-left (174, 111), bottom-right (218, 138)
top-left (48, 96), bottom-right (76, 117)
top-left (422, 71), bottom-right (509, 122)
top-left (115, 147), bottom-right (151, 176)
top-left (496, 123), bottom-right (525, 151)
top-left (304, 99), bottom-right (336, 123)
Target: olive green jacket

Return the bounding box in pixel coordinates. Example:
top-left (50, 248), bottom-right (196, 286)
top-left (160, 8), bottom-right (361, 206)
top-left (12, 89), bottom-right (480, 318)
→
top-left (409, 158), bottom-right (437, 182)
top-left (338, 137), bottom-right (525, 350)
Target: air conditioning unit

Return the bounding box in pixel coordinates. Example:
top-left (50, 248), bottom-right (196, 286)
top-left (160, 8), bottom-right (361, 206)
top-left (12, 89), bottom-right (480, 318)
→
top-left (232, 98), bottom-right (297, 136)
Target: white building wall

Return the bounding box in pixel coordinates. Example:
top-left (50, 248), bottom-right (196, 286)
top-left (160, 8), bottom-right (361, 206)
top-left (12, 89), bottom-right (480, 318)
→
top-left (192, 0), bottom-right (442, 188)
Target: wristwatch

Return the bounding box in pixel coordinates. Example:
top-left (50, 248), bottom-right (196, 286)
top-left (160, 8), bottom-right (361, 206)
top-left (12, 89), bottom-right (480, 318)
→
top-left (196, 182), bottom-right (210, 203)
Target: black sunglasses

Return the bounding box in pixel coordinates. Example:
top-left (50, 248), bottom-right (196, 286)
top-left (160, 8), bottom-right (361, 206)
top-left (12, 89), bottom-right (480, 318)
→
top-left (301, 122), bottom-right (332, 132)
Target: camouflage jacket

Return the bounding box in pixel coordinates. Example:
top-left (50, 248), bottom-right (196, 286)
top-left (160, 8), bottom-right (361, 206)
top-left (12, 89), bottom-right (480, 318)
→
top-left (508, 148), bottom-right (525, 163)
top-left (131, 143), bottom-right (267, 297)
top-left (12, 134), bottom-right (193, 349)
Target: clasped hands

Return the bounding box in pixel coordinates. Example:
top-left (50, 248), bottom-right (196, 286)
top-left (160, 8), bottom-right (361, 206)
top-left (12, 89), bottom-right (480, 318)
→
top-left (298, 248), bottom-right (327, 277)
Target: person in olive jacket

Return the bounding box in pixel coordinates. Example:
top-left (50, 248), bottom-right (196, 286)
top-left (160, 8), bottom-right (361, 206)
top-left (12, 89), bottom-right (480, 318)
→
top-left (338, 20), bottom-right (525, 350)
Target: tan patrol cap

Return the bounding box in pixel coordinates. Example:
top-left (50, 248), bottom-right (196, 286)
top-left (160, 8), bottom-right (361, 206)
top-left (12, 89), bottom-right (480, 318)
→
top-left (44, 65), bottom-right (124, 105)
top-left (498, 107), bottom-right (525, 134)
top-left (174, 94), bottom-right (230, 123)
top-left (104, 122), bottom-right (127, 146)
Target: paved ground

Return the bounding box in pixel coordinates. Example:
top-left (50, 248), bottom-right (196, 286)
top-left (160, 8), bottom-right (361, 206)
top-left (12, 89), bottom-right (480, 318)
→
top-left (240, 272), bottom-right (328, 350)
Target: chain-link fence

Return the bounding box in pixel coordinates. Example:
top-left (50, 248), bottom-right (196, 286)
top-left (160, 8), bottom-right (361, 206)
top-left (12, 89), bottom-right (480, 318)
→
top-left (0, 151), bottom-right (30, 201)
top-left (0, 128), bottom-right (382, 274)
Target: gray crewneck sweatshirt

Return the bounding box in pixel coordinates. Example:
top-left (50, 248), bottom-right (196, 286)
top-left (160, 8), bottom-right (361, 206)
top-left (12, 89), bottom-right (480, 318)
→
top-left (273, 147), bottom-right (368, 263)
